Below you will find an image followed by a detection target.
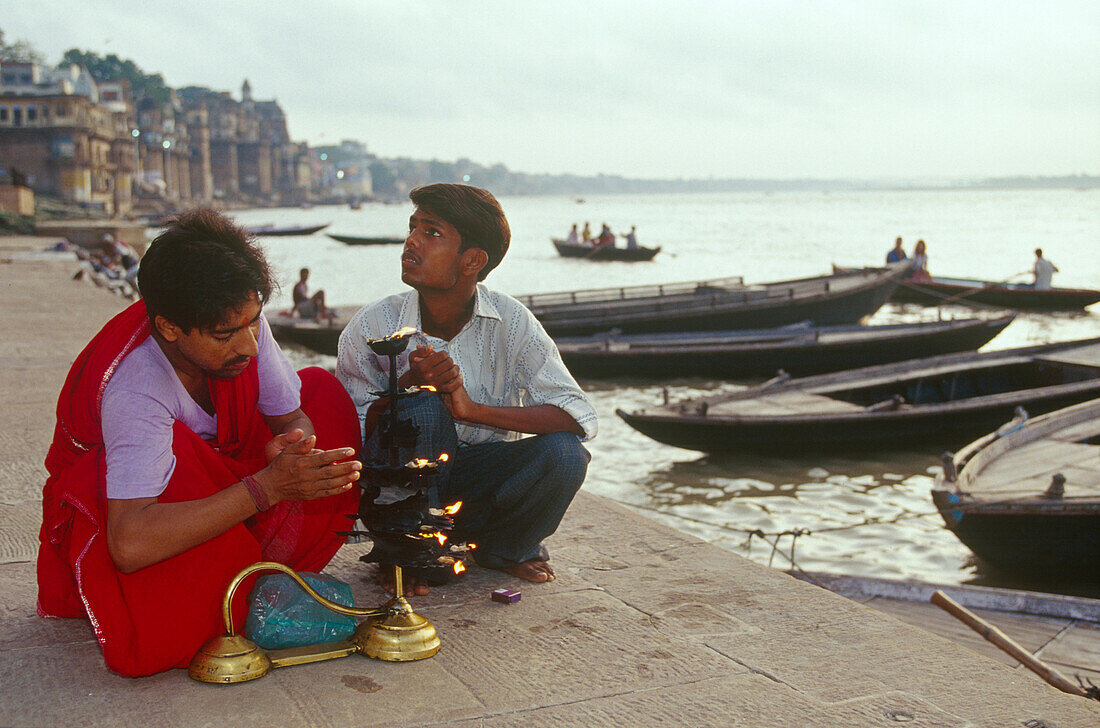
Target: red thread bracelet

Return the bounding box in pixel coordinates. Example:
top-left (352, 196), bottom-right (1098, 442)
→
top-left (241, 475), bottom-right (271, 512)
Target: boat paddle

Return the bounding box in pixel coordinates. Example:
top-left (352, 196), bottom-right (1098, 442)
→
top-left (931, 590), bottom-right (1098, 700)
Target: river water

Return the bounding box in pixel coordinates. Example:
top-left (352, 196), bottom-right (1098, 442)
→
top-left (232, 188), bottom-right (1100, 595)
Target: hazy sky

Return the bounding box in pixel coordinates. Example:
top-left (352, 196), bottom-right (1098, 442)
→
top-left (5, 1), bottom-right (1098, 179)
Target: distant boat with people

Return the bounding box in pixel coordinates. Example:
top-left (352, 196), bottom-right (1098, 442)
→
top-left (245, 222), bottom-right (330, 237)
top-left (892, 274), bottom-right (1100, 311)
top-left (551, 238), bottom-right (661, 261)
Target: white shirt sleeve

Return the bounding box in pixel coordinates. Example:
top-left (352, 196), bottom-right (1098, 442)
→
top-left (256, 313), bottom-right (302, 416)
top-left (336, 307), bottom-right (392, 443)
top-left (102, 384), bottom-right (177, 500)
top-left (511, 308), bottom-right (599, 442)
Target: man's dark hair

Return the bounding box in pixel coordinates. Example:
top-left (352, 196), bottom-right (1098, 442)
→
top-left (138, 208), bottom-right (274, 331)
top-left (409, 183), bottom-right (510, 280)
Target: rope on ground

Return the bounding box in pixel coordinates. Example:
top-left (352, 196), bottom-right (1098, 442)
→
top-left (605, 495), bottom-right (941, 540)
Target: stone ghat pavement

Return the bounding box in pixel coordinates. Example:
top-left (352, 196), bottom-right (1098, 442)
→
top-left (1, 239), bottom-right (1097, 728)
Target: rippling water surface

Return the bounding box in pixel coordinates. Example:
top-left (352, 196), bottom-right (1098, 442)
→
top-left (237, 188), bottom-right (1100, 595)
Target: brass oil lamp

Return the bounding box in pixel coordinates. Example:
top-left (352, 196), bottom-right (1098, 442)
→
top-left (190, 327), bottom-right (471, 683)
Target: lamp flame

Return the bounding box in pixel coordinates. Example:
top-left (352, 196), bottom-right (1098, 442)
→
top-left (453, 561), bottom-right (466, 574)
top-left (390, 326), bottom-right (418, 339)
top-left (421, 385), bottom-right (437, 392)
top-left (438, 452), bottom-right (449, 462)
top-left (443, 501), bottom-right (462, 515)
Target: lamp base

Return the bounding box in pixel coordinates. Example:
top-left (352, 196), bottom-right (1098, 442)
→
top-left (189, 633), bottom-right (272, 684)
top-left (356, 597), bottom-right (441, 661)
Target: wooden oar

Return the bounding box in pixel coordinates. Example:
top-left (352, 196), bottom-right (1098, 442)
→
top-left (931, 590), bottom-right (1091, 698)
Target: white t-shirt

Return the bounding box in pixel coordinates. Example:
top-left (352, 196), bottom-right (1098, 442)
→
top-left (101, 314), bottom-right (301, 499)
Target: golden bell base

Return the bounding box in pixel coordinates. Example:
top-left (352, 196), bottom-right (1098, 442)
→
top-left (355, 597), bottom-right (441, 661)
top-left (189, 633), bottom-right (272, 684)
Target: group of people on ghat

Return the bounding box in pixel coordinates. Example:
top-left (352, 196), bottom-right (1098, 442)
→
top-left (37, 183), bottom-right (598, 677)
top-left (67, 233), bottom-right (142, 298)
top-left (565, 221), bottom-right (640, 249)
top-left (886, 236), bottom-right (1058, 289)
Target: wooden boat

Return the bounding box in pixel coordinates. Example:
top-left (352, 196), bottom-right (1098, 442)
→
top-left (245, 222), bottom-right (330, 237)
top-left (267, 309), bottom-right (350, 354)
top-left (616, 338), bottom-right (1100, 454)
top-left (791, 572), bottom-right (1100, 681)
top-left (932, 398), bottom-right (1100, 576)
top-left (551, 239), bottom-right (661, 262)
top-left (556, 315), bottom-right (1015, 379)
top-left (326, 233), bottom-right (405, 246)
top-left (892, 275), bottom-right (1100, 310)
top-left (518, 265), bottom-right (909, 337)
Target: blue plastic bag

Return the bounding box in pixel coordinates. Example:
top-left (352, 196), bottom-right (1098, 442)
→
top-left (245, 572), bottom-right (357, 649)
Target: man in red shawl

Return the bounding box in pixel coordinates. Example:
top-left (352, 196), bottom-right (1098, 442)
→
top-left (37, 209), bottom-right (363, 677)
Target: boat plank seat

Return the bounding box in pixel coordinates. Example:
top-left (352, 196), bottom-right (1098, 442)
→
top-left (1033, 342), bottom-right (1100, 369)
top-left (707, 390), bottom-right (863, 416)
top-left (972, 440), bottom-right (1100, 498)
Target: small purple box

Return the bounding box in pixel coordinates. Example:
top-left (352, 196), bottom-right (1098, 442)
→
top-left (491, 588), bottom-right (521, 604)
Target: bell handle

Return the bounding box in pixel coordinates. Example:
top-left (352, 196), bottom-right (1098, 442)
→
top-left (222, 561), bottom-right (386, 635)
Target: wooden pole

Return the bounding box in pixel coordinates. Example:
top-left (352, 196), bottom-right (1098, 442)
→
top-left (930, 590), bottom-right (1087, 697)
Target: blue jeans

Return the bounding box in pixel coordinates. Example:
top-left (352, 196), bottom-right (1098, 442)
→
top-left (361, 391), bottom-right (589, 569)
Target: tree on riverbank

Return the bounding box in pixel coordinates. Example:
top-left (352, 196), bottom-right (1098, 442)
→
top-left (0, 27), bottom-right (45, 63)
top-left (57, 48), bottom-right (170, 105)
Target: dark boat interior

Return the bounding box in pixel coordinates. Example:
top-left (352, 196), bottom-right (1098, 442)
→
top-left (819, 361), bottom-right (1100, 407)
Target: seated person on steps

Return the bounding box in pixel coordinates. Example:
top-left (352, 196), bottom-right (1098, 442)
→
top-left (37, 210), bottom-right (363, 677)
top-left (337, 184), bottom-right (598, 596)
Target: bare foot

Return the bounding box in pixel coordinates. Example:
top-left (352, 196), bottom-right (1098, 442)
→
top-left (503, 560), bottom-right (555, 583)
top-left (377, 568), bottom-right (431, 597)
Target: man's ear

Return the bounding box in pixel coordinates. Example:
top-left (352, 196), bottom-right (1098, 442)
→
top-left (462, 248), bottom-right (489, 277)
top-left (154, 315), bottom-right (182, 342)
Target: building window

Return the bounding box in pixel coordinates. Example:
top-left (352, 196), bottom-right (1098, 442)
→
top-left (27, 106), bottom-right (37, 122)
top-left (41, 105), bottom-right (49, 120)
top-left (12, 107), bottom-right (22, 126)
top-left (0, 107), bottom-right (7, 122)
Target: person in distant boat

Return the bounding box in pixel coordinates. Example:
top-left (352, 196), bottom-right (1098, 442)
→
top-left (37, 210), bottom-right (363, 677)
top-left (292, 267), bottom-right (334, 321)
top-left (596, 223), bottom-right (615, 248)
top-left (566, 223), bottom-right (580, 245)
top-left (909, 239), bottom-right (931, 283)
top-left (1032, 249), bottom-right (1059, 289)
top-left (581, 221), bottom-right (593, 243)
top-left (886, 237), bottom-right (907, 264)
top-left (621, 225), bottom-right (639, 250)
top-left (337, 183), bottom-right (597, 597)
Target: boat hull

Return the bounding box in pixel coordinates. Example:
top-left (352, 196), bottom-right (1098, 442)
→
top-left (931, 491), bottom-right (1099, 576)
top-left (327, 233), bottom-right (404, 245)
top-left (559, 316), bottom-right (1013, 378)
top-left (616, 339), bottom-right (1100, 454)
top-left (527, 266), bottom-right (908, 337)
top-left (617, 386), bottom-right (1100, 453)
top-left (893, 277), bottom-right (1100, 310)
top-left (246, 223), bottom-right (330, 237)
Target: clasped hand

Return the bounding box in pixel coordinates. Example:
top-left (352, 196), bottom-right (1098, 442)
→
top-left (257, 428), bottom-right (361, 505)
top-left (408, 345), bottom-right (478, 421)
